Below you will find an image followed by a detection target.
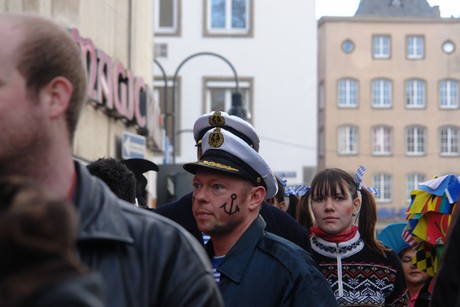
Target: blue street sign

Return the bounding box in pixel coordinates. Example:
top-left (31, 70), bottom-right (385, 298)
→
top-left (122, 132), bottom-right (146, 159)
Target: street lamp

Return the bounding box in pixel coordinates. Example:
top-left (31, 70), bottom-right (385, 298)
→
top-left (168, 51), bottom-right (245, 164)
top-left (228, 92), bottom-right (247, 120)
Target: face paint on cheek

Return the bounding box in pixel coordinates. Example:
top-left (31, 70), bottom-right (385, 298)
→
top-left (345, 207), bottom-right (352, 215)
top-left (219, 193), bottom-right (240, 216)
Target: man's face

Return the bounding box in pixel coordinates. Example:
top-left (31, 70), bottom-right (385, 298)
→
top-left (0, 19), bottom-right (47, 172)
top-left (192, 168), bottom-right (252, 237)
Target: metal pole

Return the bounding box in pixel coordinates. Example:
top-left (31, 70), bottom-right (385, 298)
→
top-left (170, 52), bottom-right (240, 164)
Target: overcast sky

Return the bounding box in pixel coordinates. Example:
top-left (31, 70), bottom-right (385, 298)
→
top-left (316, 0), bottom-right (460, 19)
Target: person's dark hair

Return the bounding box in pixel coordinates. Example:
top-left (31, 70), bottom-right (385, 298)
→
top-left (0, 176), bottom-right (103, 307)
top-left (296, 193), bottom-right (313, 229)
top-left (0, 176), bottom-right (79, 251)
top-left (398, 246), bottom-right (412, 259)
top-left (14, 14), bottom-right (87, 142)
top-left (286, 194), bottom-right (298, 219)
top-left (0, 176), bottom-right (83, 280)
top-left (87, 158), bottom-right (137, 204)
top-left (308, 168), bottom-right (387, 257)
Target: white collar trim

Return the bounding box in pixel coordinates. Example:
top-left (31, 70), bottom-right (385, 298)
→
top-left (310, 231), bottom-right (364, 258)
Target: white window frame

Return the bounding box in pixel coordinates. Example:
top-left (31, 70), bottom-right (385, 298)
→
top-left (206, 0), bottom-right (251, 35)
top-left (373, 35), bottom-right (390, 59)
top-left (406, 35), bottom-right (424, 59)
top-left (205, 79), bottom-right (252, 120)
top-left (154, 43), bottom-right (168, 59)
top-left (338, 78), bottom-right (358, 108)
top-left (406, 173), bottom-right (425, 202)
top-left (154, 0), bottom-right (180, 35)
top-left (440, 126), bottom-right (459, 156)
top-left (405, 79), bottom-right (426, 109)
top-left (338, 126), bottom-right (359, 155)
top-left (406, 126), bottom-right (426, 156)
top-left (372, 126), bottom-right (392, 155)
top-left (439, 79), bottom-right (459, 109)
top-left (372, 79), bottom-right (392, 108)
top-left (373, 173), bottom-right (392, 202)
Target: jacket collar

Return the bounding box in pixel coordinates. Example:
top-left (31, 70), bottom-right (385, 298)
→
top-left (73, 162), bottom-right (134, 244)
top-left (311, 231), bottom-right (363, 258)
top-left (215, 215), bottom-right (266, 283)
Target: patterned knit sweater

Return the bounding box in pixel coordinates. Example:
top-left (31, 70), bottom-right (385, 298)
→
top-left (310, 232), bottom-right (409, 306)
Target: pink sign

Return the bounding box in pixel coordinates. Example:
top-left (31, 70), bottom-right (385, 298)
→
top-left (71, 29), bottom-right (147, 129)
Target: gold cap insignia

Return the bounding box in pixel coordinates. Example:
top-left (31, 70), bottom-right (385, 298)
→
top-left (201, 160), bottom-right (239, 172)
top-left (208, 128), bottom-right (224, 148)
top-left (208, 111), bottom-right (225, 127)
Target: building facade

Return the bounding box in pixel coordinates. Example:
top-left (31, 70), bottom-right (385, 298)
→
top-left (318, 0), bottom-right (460, 226)
top-left (0, 0), bottom-right (162, 206)
top-left (152, 0), bottom-right (318, 200)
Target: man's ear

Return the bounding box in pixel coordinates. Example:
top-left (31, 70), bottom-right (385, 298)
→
top-left (39, 76), bottom-right (73, 119)
top-left (248, 186), bottom-right (266, 211)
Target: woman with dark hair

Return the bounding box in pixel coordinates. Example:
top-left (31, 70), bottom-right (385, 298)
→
top-left (307, 167), bottom-right (408, 306)
top-left (0, 176), bottom-right (105, 307)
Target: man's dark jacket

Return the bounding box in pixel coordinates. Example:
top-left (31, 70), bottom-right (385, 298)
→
top-left (155, 192), bottom-right (311, 251)
top-left (431, 208), bottom-right (460, 307)
top-left (25, 273), bottom-right (106, 307)
top-left (73, 163), bottom-right (223, 307)
top-left (206, 216), bottom-right (337, 306)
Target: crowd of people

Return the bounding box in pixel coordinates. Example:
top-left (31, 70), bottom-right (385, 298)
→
top-left (2, 11), bottom-right (460, 307)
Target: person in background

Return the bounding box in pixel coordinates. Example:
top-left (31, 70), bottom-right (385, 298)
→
top-left (400, 247), bottom-right (431, 307)
top-left (0, 12), bottom-right (222, 307)
top-left (87, 157), bottom-right (136, 204)
top-left (286, 193), bottom-right (299, 219)
top-left (122, 158), bottom-right (159, 209)
top-left (183, 127), bottom-right (337, 306)
top-left (430, 204), bottom-right (460, 307)
top-left (378, 222), bottom-right (431, 307)
top-left (0, 177), bottom-right (105, 307)
top-left (267, 178), bottom-right (300, 220)
top-left (266, 176), bottom-right (287, 210)
top-left (306, 167), bottom-right (408, 306)
top-left (156, 111), bottom-right (311, 251)
top-left (282, 184), bottom-right (314, 229)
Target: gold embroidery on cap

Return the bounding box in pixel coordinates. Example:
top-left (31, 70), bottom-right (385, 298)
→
top-left (256, 177), bottom-right (262, 183)
top-left (201, 160), bottom-right (239, 172)
top-left (209, 111), bottom-right (225, 127)
top-left (209, 128), bottom-right (224, 148)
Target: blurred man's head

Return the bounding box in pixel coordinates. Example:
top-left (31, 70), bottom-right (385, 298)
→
top-left (87, 157), bottom-right (137, 204)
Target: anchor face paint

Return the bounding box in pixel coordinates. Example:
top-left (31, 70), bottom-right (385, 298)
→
top-left (192, 169), bottom-right (249, 236)
top-left (220, 193), bottom-right (240, 216)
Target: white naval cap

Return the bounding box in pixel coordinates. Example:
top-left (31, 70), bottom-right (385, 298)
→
top-left (193, 111), bottom-right (260, 152)
top-left (184, 127), bottom-right (278, 199)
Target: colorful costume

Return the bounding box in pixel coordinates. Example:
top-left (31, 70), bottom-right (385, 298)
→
top-left (403, 174), bottom-right (460, 277)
